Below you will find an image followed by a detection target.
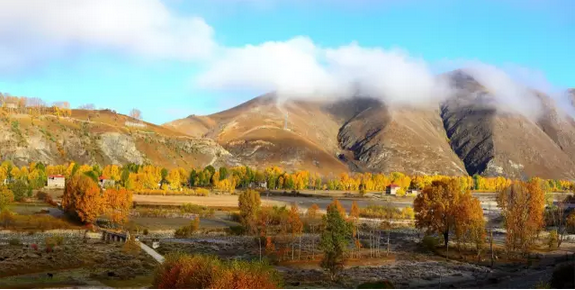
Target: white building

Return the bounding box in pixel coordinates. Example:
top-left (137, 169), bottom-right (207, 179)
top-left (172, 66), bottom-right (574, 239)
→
top-left (47, 175), bottom-right (65, 188)
top-left (385, 184), bottom-right (400, 196)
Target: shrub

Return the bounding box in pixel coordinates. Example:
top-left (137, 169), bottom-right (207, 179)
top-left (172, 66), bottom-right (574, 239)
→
top-left (174, 217), bottom-right (200, 238)
top-left (360, 205), bottom-right (402, 219)
top-left (181, 203), bottom-right (215, 218)
top-left (54, 235), bottom-right (65, 246)
top-left (548, 230), bottom-right (558, 250)
top-left (8, 238), bottom-right (21, 246)
top-left (195, 188), bottom-right (210, 196)
top-left (422, 235), bottom-right (439, 252)
top-left (401, 207), bottom-right (415, 220)
top-left (153, 253), bottom-right (282, 288)
top-left (0, 209), bottom-right (16, 228)
top-left (122, 236), bottom-right (141, 256)
top-left (227, 225), bottom-right (245, 236)
top-left (31, 243), bottom-right (38, 251)
top-left (143, 229), bottom-right (149, 235)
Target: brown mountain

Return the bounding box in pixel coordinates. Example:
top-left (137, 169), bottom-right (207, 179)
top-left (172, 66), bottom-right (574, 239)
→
top-left (166, 73), bottom-right (575, 179)
top-left (441, 71), bottom-right (575, 179)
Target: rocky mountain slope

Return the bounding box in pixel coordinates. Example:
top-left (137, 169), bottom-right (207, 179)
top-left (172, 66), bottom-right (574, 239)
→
top-left (442, 72), bottom-right (575, 179)
top-left (0, 109), bottom-right (238, 169)
top-left (166, 74), bottom-right (575, 179)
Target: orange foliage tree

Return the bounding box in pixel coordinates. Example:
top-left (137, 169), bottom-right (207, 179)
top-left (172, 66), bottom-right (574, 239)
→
top-left (104, 188), bottom-right (133, 226)
top-left (414, 179), bottom-right (482, 250)
top-left (497, 180), bottom-right (545, 255)
top-left (288, 203), bottom-right (303, 260)
top-left (62, 174), bottom-right (104, 224)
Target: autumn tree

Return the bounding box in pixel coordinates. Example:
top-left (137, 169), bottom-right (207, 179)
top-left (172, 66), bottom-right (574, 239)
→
top-left (497, 181), bottom-right (545, 255)
top-left (0, 186), bottom-right (14, 210)
top-left (288, 203), bottom-right (303, 260)
top-left (62, 174), bottom-right (104, 224)
top-left (349, 201), bottom-right (361, 256)
top-left (239, 190), bottom-right (261, 234)
top-left (306, 203), bottom-right (321, 259)
top-left (414, 179), bottom-right (478, 250)
top-left (129, 108), bottom-right (142, 120)
top-left (453, 191), bottom-right (486, 257)
top-left (319, 199), bottom-right (353, 280)
top-left (104, 188), bottom-right (133, 227)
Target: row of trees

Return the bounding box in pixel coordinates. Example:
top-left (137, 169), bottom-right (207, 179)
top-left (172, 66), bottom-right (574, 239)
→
top-left (414, 178), bottom-right (575, 260)
top-left (1, 160), bottom-right (573, 194)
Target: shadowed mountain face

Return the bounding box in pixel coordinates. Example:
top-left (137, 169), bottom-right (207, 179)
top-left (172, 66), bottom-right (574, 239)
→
top-left (166, 74), bottom-right (575, 179)
top-left (441, 72), bottom-right (575, 179)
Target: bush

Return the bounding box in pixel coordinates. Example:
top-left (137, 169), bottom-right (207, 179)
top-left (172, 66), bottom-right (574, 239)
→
top-left (422, 235), bottom-right (439, 252)
top-left (153, 253), bottom-right (282, 288)
top-left (174, 217), bottom-right (200, 238)
top-left (181, 203), bottom-right (215, 218)
top-left (195, 188), bottom-right (210, 196)
top-left (122, 236), bottom-right (141, 256)
top-left (227, 225), bottom-right (245, 236)
top-left (8, 238), bottom-right (21, 246)
top-left (548, 230), bottom-right (558, 250)
top-left (143, 228), bottom-right (149, 235)
top-left (401, 207), bottom-right (415, 220)
top-left (31, 243), bottom-right (38, 251)
top-left (54, 235), bottom-right (65, 246)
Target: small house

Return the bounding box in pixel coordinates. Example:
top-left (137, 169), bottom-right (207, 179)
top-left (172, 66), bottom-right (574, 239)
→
top-left (47, 175), bottom-right (65, 188)
top-left (99, 176), bottom-right (115, 188)
top-left (385, 184), bottom-right (400, 196)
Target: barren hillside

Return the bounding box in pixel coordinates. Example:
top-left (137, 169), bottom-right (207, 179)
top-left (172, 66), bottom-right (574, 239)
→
top-left (0, 109), bottom-right (238, 169)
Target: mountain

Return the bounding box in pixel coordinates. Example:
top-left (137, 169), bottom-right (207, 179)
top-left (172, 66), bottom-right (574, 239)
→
top-left (0, 109), bottom-right (237, 169)
top-left (2, 76), bottom-right (574, 179)
top-left (166, 73), bottom-right (575, 179)
top-left (441, 71), bottom-right (575, 179)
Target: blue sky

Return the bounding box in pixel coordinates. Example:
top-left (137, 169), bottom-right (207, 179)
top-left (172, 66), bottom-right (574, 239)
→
top-left (0, 0), bottom-right (573, 124)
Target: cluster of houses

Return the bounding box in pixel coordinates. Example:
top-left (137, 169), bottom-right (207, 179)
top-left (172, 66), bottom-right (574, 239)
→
top-left (46, 175), bottom-right (114, 189)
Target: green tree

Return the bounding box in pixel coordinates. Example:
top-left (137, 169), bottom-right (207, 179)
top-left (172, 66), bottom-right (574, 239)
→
top-left (189, 169), bottom-right (198, 187)
top-left (239, 190), bottom-right (261, 234)
top-left (319, 199), bottom-right (353, 280)
top-left (9, 179), bottom-right (29, 202)
top-left (219, 167), bottom-right (229, 180)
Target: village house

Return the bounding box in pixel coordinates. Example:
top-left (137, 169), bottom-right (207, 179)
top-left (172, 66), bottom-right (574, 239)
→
top-left (47, 175), bottom-right (65, 188)
top-left (385, 184), bottom-right (400, 196)
top-left (99, 176), bottom-right (115, 188)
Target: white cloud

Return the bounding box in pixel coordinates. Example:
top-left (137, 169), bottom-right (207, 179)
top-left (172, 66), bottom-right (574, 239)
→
top-left (0, 0), bottom-right (216, 71)
top-left (461, 63), bottom-right (545, 118)
top-left (197, 37), bottom-right (451, 108)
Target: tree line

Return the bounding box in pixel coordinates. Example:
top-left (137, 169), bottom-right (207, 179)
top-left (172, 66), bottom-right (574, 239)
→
top-left (2, 160), bottom-right (571, 196)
